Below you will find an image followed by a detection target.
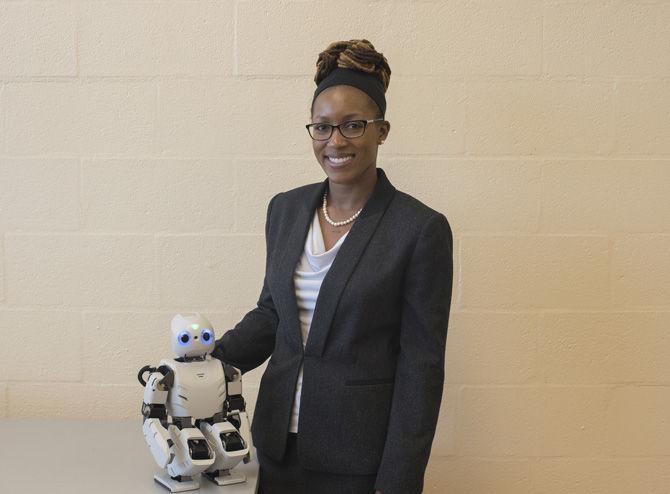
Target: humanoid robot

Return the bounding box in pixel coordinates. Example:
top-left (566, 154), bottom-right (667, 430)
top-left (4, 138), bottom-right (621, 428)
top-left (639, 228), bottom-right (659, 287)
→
top-left (138, 313), bottom-right (252, 492)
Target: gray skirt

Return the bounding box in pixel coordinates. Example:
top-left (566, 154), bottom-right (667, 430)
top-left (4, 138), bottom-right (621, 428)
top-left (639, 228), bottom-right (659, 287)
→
top-left (256, 432), bottom-right (378, 494)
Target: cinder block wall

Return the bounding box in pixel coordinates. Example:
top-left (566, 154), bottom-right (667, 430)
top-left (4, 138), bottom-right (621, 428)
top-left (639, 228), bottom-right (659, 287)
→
top-left (1, 1), bottom-right (669, 492)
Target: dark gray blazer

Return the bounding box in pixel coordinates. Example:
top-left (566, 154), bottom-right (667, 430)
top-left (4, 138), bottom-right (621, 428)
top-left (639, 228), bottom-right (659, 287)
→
top-left (213, 167), bottom-right (453, 494)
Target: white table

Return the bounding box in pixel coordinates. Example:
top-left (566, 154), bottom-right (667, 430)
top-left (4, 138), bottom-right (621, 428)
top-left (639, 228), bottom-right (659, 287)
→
top-left (0, 420), bottom-right (258, 494)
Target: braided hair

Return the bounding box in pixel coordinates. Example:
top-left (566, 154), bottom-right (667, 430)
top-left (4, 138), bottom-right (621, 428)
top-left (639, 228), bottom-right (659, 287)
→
top-left (312, 39), bottom-right (391, 118)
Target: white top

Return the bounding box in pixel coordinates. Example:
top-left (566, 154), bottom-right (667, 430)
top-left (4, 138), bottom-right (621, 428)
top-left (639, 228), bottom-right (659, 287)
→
top-left (288, 209), bottom-right (349, 433)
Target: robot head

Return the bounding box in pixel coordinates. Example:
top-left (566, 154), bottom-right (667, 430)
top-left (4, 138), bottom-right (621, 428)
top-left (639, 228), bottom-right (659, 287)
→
top-left (170, 313), bottom-right (216, 358)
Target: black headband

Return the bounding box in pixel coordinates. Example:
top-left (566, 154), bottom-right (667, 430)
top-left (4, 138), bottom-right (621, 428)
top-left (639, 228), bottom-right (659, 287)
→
top-left (312, 67), bottom-right (386, 118)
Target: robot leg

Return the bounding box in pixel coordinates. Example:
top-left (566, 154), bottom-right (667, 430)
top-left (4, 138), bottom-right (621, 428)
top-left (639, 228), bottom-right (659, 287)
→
top-left (154, 425), bottom-right (215, 493)
top-left (199, 417), bottom-right (250, 486)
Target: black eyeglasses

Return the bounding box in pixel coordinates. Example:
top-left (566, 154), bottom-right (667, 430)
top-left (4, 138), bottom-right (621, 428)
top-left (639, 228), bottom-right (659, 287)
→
top-left (305, 118), bottom-right (385, 141)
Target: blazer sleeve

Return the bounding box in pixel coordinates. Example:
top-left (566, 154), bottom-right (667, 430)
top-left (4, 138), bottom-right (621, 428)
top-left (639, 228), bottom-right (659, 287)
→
top-left (211, 194), bottom-right (280, 374)
top-left (374, 212), bottom-right (454, 494)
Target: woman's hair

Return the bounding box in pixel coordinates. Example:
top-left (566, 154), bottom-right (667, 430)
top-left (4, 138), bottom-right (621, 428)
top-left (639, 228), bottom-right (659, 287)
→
top-left (312, 39), bottom-right (391, 117)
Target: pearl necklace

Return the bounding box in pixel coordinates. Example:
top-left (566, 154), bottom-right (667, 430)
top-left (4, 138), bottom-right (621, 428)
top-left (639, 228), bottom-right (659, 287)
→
top-left (322, 191), bottom-right (363, 227)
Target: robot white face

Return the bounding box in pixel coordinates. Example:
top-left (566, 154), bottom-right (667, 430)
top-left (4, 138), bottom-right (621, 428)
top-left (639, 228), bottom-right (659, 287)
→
top-left (170, 313), bottom-right (216, 358)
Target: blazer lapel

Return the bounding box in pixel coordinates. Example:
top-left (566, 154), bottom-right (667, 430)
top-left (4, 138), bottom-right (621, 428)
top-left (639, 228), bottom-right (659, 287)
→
top-left (276, 167), bottom-right (397, 357)
top-left (275, 185), bottom-right (322, 351)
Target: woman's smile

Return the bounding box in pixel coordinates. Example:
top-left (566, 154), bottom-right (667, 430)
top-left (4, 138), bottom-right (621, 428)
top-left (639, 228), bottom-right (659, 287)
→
top-left (310, 85), bottom-right (390, 187)
top-left (325, 153), bottom-right (355, 168)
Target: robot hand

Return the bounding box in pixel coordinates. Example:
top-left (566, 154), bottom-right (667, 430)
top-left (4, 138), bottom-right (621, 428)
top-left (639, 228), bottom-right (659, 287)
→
top-left (142, 418), bottom-right (174, 469)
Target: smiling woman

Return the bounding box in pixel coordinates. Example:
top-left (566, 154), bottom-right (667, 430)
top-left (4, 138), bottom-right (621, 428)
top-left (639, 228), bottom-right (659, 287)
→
top-left (213, 38), bottom-right (454, 494)
top-left (305, 40), bottom-right (392, 254)
top-left (259, 41), bottom-right (397, 494)
top-left (308, 41), bottom-right (391, 204)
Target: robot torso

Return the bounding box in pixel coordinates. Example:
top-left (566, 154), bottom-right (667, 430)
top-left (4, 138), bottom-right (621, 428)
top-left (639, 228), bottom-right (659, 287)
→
top-left (160, 356), bottom-right (226, 420)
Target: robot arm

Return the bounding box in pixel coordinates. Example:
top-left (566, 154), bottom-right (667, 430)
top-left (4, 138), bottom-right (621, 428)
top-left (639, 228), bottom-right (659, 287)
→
top-left (138, 365), bottom-right (175, 469)
top-left (222, 363), bottom-right (246, 419)
top-left (222, 363), bottom-right (253, 464)
top-left (138, 365), bottom-right (173, 424)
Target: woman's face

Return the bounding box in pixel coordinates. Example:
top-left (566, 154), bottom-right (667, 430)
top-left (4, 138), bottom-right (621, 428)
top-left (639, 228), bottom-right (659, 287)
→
top-left (310, 85), bottom-right (390, 187)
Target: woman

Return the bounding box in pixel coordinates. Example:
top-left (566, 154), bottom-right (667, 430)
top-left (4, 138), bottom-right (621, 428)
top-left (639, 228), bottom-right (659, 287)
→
top-left (213, 39), bottom-right (453, 494)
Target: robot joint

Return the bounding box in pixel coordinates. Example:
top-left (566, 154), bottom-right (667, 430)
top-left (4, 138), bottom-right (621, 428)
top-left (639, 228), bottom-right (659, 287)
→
top-left (220, 431), bottom-right (246, 452)
top-left (141, 403), bottom-right (168, 420)
top-left (225, 395), bottom-right (246, 413)
top-left (187, 438), bottom-right (211, 460)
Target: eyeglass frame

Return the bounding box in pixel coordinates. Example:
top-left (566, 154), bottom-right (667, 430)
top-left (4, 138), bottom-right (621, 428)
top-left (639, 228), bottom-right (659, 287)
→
top-left (305, 118), bottom-right (386, 141)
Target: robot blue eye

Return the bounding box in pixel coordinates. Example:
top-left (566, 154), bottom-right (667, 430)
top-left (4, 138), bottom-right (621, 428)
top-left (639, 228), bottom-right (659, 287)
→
top-left (177, 331), bottom-right (191, 346)
top-left (201, 328), bottom-right (213, 342)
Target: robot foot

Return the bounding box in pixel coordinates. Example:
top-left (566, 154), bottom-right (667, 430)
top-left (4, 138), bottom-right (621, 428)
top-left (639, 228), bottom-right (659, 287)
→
top-left (204, 468), bottom-right (246, 486)
top-left (154, 472), bottom-right (200, 493)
